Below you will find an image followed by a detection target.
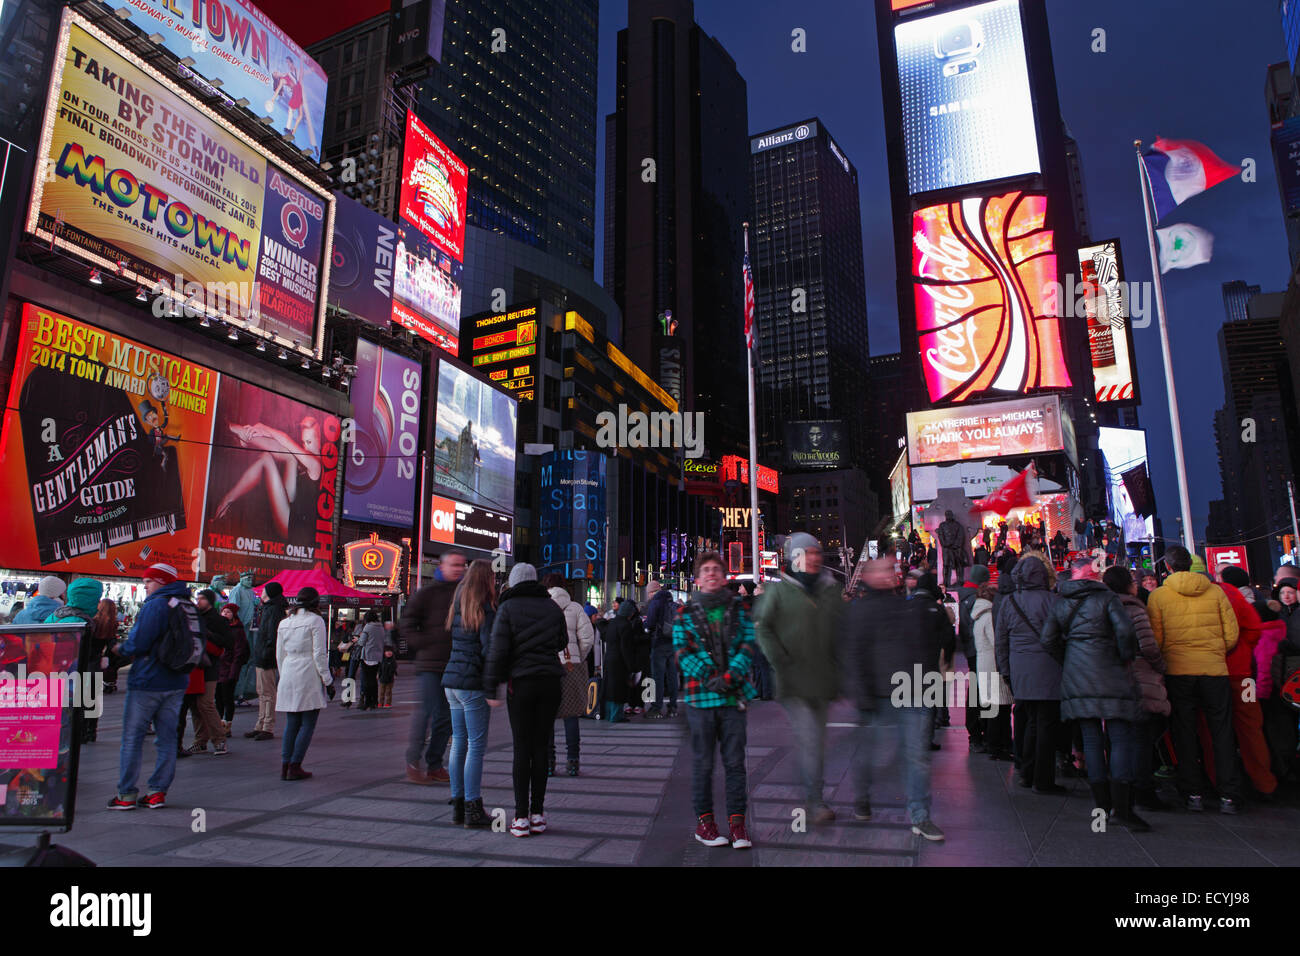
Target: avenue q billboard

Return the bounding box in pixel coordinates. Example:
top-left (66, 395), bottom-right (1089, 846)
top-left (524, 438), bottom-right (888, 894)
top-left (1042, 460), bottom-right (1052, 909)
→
top-left (28, 13), bottom-right (332, 358)
top-left (907, 394), bottom-right (1065, 466)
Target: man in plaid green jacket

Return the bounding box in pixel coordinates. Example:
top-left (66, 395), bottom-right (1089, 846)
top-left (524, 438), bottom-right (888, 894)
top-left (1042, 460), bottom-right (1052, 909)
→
top-left (673, 551), bottom-right (757, 849)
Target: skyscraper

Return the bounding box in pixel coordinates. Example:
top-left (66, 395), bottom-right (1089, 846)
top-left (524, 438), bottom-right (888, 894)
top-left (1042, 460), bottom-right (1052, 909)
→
top-left (1223, 280), bottom-right (1262, 324)
top-left (604, 0), bottom-right (750, 453)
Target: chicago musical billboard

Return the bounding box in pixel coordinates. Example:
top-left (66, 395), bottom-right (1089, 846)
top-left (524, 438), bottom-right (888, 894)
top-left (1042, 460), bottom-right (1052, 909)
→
top-left (912, 192), bottom-right (1070, 403)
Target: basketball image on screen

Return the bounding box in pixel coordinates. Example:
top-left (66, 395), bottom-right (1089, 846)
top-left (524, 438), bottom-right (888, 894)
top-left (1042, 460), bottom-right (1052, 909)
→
top-left (431, 361), bottom-right (517, 513)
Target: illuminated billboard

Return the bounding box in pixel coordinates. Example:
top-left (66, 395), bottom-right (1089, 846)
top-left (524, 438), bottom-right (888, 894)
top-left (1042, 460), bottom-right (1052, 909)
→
top-left (895, 0), bottom-right (1040, 195)
top-left (463, 302), bottom-right (541, 402)
top-left (784, 421), bottom-right (844, 470)
top-left (429, 495), bottom-right (513, 553)
top-left (99, 0), bottom-right (328, 159)
top-left (342, 340), bottom-right (421, 528)
top-left (1097, 427), bottom-right (1155, 542)
top-left (721, 455), bottom-right (779, 494)
top-left (889, 450), bottom-right (912, 524)
top-left (431, 358), bottom-right (517, 515)
top-left (399, 112), bottom-right (467, 263)
top-left (538, 450), bottom-right (607, 580)
top-left (912, 192), bottom-right (1070, 403)
top-left (392, 220), bottom-right (461, 354)
top-left (28, 13), bottom-right (332, 358)
top-left (1077, 239), bottom-right (1139, 404)
top-left (328, 191), bottom-right (395, 326)
top-left (907, 395), bottom-right (1065, 466)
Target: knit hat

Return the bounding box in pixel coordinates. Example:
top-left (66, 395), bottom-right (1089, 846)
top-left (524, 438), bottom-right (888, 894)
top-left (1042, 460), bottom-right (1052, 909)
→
top-left (916, 572), bottom-right (940, 598)
top-left (264, 581), bottom-right (284, 599)
top-left (785, 532), bottom-right (820, 560)
top-left (583, 604), bottom-right (598, 617)
top-left (1278, 578), bottom-right (1300, 594)
top-left (38, 576), bottom-right (66, 599)
top-left (646, 580), bottom-right (662, 596)
top-left (1218, 565), bottom-right (1250, 589)
top-left (142, 563), bottom-right (178, 586)
top-left (508, 563), bottom-right (538, 588)
top-left (968, 565), bottom-right (990, 585)
top-left (65, 578), bottom-right (103, 615)
top-left (295, 586), bottom-right (320, 609)
top-left (196, 588), bottom-right (219, 606)
top-left (1189, 554), bottom-right (1208, 574)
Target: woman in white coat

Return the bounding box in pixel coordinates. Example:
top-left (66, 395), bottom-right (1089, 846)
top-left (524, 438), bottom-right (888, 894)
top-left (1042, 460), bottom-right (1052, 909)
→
top-left (544, 574), bottom-right (595, 777)
top-left (276, 587), bottom-right (332, 780)
top-left (971, 583), bottom-right (1014, 761)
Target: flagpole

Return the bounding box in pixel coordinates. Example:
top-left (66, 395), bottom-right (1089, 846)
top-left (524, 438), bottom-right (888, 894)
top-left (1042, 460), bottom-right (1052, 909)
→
top-left (1135, 140), bottom-right (1196, 549)
top-left (744, 222), bottom-right (761, 584)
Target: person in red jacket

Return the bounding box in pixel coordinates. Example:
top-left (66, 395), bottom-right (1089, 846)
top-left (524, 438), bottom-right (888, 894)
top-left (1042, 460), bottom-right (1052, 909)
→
top-left (1197, 566), bottom-right (1278, 798)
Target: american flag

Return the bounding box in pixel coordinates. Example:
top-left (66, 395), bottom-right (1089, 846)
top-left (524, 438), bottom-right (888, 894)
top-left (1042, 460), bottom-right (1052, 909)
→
top-left (743, 248), bottom-right (755, 350)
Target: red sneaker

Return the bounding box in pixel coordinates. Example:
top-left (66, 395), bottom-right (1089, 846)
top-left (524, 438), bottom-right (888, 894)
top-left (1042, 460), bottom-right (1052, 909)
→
top-left (694, 813), bottom-right (728, 847)
top-left (106, 795), bottom-right (136, 811)
top-left (137, 792), bottom-right (166, 809)
top-left (427, 767), bottom-right (451, 783)
top-left (728, 814), bottom-right (752, 849)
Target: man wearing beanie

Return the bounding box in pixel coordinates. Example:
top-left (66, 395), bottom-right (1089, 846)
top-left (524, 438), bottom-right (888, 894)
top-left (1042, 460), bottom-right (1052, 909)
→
top-left (399, 550), bottom-right (467, 783)
top-left (753, 532), bottom-right (843, 824)
top-left (12, 576), bottom-right (67, 625)
top-left (1146, 545), bottom-right (1243, 813)
top-left (958, 564), bottom-right (991, 752)
top-left (248, 581), bottom-right (289, 740)
top-left (109, 564), bottom-right (193, 810)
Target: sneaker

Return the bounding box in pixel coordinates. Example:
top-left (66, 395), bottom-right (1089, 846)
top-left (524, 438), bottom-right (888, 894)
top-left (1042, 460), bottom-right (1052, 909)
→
top-left (138, 792), bottom-right (166, 809)
top-left (1220, 797), bottom-right (1240, 815)
top-left (529, 813), bottom-right (547, 834)
top-left (243, 730), bottom-right (260, 738)
top-left (911, 819), bottom-right (945, 842)
top-left (405, 765), bottom-right (434, 786)
top-left (811, 805), bottom-right (836, 826)
top-left (427, 767), bottom-right (451, 784)
top-left (854, 802), bottom-right (873, 821)
top-left (694, 813), bottom-right (729, 846)
top-left (253, 731), bottom-right (274, 741)
top-left (728, 814), bottom-right (752, 849)
top-left (106, 795), bottom-right (136, 811)
top-left (1154, 764), bottom-right (1175, 779)
top-left (1185, 794), bottom-right (1205, 812)
top-left (644, 707), bottom-right (661, 719)
top-left (212, 742), bottom-right (228, 756)
top-left (185, 743), bottom-right (208, 756)
top-left (666, 706), bottom-right (678, 717)
top-left (509, 817), bottom-right (531, 837)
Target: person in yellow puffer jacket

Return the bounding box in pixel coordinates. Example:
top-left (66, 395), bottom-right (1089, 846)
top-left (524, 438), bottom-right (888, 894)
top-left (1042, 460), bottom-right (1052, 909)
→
top-left (1145, 546), bottom-right (1243, 813)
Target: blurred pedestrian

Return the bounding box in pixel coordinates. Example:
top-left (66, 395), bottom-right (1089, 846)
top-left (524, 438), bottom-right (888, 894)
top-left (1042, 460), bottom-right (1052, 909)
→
top-left (400, 551), bottom-right (466, 784)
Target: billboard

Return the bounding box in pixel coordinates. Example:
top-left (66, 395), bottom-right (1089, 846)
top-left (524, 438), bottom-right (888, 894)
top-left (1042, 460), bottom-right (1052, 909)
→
top-left (889, 450), bottom-right (911, 524)
top-left (342, 340), bottom-right (421, 528)
top-left (895, 0), bottom-right (1040, 195)
top-left (399, 112), bottom-right (467, 263)
top-left (328, 191), bottom-right (396, 326)
top-left (392, 219), bottom-right (462, 354)
top-left (389, 0), bottom-right (447, 72)
top-left (907, 395), bottom-right (1065, 466)
top-left (784, 420), bottom-right (844, 470)
top-left (1097, 427), bottom-right (1155, 542)
top-left (1078, 239), bottom-right (1139, 404)
top-left (0, 304), bottom-right (339, 580)
top-left (1271, 117), bottom-right (1300, 217)
top-left (1206, 545), bottom-right (1250, 579)
top-left (538, 450), bottom-right (607, 579)
top-left (431, 358), bottom-right (517, 514)
top-left (721, 455), bottom-right (779, 494)
top-left (342, 534), bottom-right (404, 591)
top-left (428, 495), bottom-right (513, 553)
top-left (98, 0), bottom-right (328, 159)
top-left (28, 15), bottom-right (331, 357)
top-left (464, 302), bottom-right (540, 402)
top-left (912, 192), bottom-right (1070, 403)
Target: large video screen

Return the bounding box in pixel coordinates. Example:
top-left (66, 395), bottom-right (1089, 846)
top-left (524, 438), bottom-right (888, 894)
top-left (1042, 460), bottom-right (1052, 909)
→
top-left (1097, 427), bottom-right (1155, 542)
top-left (430, 359), bottom-right (517, 515)
top-left (342, 340), bottom-right (421, 528)
top-left (328, 191), bottom-right (396, 326)
top-left (783, 420), bottom-right (845, 470)
top-left (912, 192), bottom-right (1070, 403)
top-left (399, 112), bottom-right (467, 264)
top-left (0, 304), bottom-right (339, 580)
top-left (392, 220), bottom-right (462, 354)
top-left (907, 395), bottom-right (1065, 466)
top-left (28, 14), bottom-right (331, 357)
top-left (895, 0), bottom-right (1040, 194)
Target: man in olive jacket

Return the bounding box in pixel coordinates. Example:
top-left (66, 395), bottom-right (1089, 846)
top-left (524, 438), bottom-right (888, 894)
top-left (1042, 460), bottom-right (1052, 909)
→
top-left (753, 533), bottom-right (843, 824)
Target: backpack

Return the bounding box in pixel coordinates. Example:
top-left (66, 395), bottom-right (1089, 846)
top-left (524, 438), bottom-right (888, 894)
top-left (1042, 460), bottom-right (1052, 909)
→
top-left (154, 597), bottom-right (205, 673)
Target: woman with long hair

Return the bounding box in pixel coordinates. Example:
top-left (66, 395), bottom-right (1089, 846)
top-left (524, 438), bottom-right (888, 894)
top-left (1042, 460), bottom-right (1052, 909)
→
top-left (85, 598), bottom-right (118, 742)
top-left (212, 418), bottom-right (323, 538)
top-left (441, 560), bottom-right (498, 828)
top-left (275, 587), bottom-right (332, 781)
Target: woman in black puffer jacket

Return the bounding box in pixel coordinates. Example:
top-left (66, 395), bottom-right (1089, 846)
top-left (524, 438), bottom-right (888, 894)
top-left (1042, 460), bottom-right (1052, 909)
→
top-left (483, 563), bottom-right (567, 838)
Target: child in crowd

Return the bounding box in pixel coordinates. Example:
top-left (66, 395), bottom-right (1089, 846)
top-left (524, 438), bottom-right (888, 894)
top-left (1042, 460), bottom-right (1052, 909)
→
top-left (378, 648), bottom-right (397, 708)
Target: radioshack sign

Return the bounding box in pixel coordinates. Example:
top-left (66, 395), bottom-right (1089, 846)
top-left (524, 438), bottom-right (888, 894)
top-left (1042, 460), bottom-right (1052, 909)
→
top-left (342, 534), bottom-right (404, 592)
top-left (1205, 546), bottom-right (1250, 578)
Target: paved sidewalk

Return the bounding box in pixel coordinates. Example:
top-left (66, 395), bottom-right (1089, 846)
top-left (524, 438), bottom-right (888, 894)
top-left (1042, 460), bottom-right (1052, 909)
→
top-left (46, 674), bottom-right (1300, 866)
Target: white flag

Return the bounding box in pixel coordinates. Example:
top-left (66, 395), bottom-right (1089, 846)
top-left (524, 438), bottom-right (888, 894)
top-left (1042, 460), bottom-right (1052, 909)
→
top-left (1156, 223), bottom-right (1214, 273)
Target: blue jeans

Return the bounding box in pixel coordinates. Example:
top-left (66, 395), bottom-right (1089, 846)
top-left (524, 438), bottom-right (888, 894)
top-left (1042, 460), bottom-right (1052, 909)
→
top-left (281, 710), bottom-right (320, 763)
top-left (117, 688), bottom-right (185, 799)
top-left (1078, 717), bottom-right (1137, 784)
top-left (445, 688), bottom-right (490, 801)
top-left (549, 717), bottom-right (581, 762)
top-left (406, 671), bottom-right (453, 769)
top-left (649, 644), bottom-right (678, 711)
top-left (686, 705), bottom-right (748, 818)
top-left (854, 705), bottom-right (934, 824)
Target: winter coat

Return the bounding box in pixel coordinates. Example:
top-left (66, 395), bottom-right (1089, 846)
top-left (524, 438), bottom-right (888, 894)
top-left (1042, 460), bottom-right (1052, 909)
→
top-left (957, 583), bottom-right (981, 660)
top-left (217, 619), bottom-right (251, 682)
top-left (13, 595), bottom-right (63, 626)
top-left (971, 598), bottom-right (1011, 708)
top-left (483, 580), bottom-right (567, 696)
top-left (254, 596), bottom-right (288, 669)
top-left (1146, 572), bottom-right (1239, 676)
top-left (601, 602), bottom-right (641, 705)
top-left (1219, 584), bottom-right (1262, 679)
top-left (356, 622), bottom-right (391, 666)
top-left (275, 609), bottom-right (331, 712)
top-left (994, 557), bottom-right (1061, 700)
top-left (399, 574), bottom-right (459, 674)
top-left (441, 601), bottom-right (496, 691)
top-left (1255, 621), bottom-right (1288, 698)
top-left (752, 571), bottom-right (844, 702)
top-left (119, 581), bottom-right (193, 692)
top-left (197, 605), bottom-right (232, 682)
top-left (1118, 594), bottom-right (1169, 717)
top-left (1041, 578), bottom-right (1141, 722)
top-left (843, 587), bottom-right (944, 706)
top-left (550, 587), bottom-right (595, 666)
top-left (674, 590), bottom-right (757, 708)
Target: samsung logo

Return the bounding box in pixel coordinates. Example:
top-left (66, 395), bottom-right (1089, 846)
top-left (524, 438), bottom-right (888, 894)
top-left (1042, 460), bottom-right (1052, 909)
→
top-left (928, 96), bottom-right (992, 117)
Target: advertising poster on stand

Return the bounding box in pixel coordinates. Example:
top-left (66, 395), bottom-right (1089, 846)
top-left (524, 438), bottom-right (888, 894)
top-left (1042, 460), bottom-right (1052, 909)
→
top-left (203, 378), bottom-right (340, 579)
top-left (430, 360), bottom-right (517, 515)
top-left (399, 113), bottom-right (467, 263)
top-left (342, 340), bottom-right (421, 528)
top-left (0, 304), bottom-right (216, 578)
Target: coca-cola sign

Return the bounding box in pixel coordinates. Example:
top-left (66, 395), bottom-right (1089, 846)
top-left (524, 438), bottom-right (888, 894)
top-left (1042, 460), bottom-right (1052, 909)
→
top-left (912, 192), bottom-right (1071, 403)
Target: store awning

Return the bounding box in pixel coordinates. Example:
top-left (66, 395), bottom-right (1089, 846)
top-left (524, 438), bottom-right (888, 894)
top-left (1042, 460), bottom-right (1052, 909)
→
top-left (252, 569), bottom-right (396, 607)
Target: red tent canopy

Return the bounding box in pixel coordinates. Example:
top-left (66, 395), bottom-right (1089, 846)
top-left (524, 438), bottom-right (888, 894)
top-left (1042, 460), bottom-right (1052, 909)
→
top-left (253, 569), bottom-right (395, 607)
